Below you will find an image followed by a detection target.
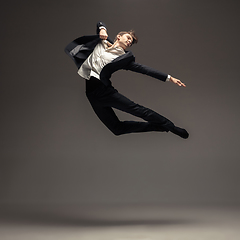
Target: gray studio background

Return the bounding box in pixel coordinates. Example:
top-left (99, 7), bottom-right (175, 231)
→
top-left (1, 0), bottom-right (240, 206)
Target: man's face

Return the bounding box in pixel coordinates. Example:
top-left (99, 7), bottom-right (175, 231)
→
top-left (117, 33), bottom-right (133, 49)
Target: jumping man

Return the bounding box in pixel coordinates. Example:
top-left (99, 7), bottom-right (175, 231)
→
top-left (65, 22), bottom-right (189, 139)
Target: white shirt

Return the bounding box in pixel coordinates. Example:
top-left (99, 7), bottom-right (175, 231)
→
top-left (78, 39), bottom-right (171, 82)
top-left (78, 40), bottom-right (125, 80)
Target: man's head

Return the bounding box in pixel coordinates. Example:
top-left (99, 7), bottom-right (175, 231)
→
top-left (114, 30), bottom-right (138, 50)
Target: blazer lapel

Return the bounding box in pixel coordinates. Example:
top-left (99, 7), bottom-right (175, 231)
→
top-left (111, 51), bottom-right (134, 64)
top-left (100, 51), bottom-right (135, 85)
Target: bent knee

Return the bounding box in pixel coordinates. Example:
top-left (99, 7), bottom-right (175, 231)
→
top-left (111, 129), bottom-right (124, 136)
top-left (109, 122), bottom-right (125, 136)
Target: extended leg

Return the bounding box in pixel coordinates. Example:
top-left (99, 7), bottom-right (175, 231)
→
top-left (87, 98), bottom-right (166, 135)
top-left (86, 79), bottom-right (188, 138)
top-left (107, 92), bottom-right (188, 138)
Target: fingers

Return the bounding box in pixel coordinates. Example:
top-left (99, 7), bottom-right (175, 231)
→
top-left (99, 29), bottom-right (108, 40)
top-left (171, 77), bottom-right (186, 87)
top-left (181, 82), bottom-right (186, 87)
top-left (99, 35), bottom-right (108, 40)
top-left (100, 34), bottom-right (108, 40)
top-left (177, 80), bottom-right (186, 87)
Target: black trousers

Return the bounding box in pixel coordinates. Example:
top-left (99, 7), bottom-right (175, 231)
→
top-left (86, 77), bottom-right (175, 136)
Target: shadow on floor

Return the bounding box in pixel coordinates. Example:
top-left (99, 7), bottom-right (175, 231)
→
top-left (0, 205), bottom-right (199, 227)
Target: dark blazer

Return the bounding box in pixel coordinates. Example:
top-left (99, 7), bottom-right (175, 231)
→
top-left (65, 22), bottom-right (168, 86)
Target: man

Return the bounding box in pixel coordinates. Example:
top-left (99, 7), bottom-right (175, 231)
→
top-left (65, 22), bottom-right (189, 139)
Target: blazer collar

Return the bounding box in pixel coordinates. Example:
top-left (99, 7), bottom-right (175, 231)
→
top-left (111, 51), bottom-right (135, 64)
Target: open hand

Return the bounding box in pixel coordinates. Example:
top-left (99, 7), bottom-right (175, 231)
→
top-left (170, 76), bottom-right (186, 87)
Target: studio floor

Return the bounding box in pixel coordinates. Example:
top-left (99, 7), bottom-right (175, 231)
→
top-left (0, 204), bottom-right (240, 240)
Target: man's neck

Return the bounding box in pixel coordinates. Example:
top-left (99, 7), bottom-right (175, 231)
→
top-left (109, 41), bottom-right (126, 51)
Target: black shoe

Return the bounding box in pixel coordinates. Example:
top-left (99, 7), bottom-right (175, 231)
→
top-left (170, 126), bottom-right (189, 139)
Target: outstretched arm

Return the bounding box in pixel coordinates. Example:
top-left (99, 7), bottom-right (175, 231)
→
top-left (126, 61), bottom-right (168, 82)
top-left (126, 62), bottom-right (186, 87)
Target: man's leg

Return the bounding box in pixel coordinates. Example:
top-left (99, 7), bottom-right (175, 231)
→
top-left (87, 96), bottom-right (166, 135)
top-left (87, 90), bottom-right (188, 138)
top-left (108, 92), bottom-right (189, 138)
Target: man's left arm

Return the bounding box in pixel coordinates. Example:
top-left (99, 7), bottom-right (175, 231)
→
top-left (126, 61), bottom-right (186, 87)
top-left (96, 21), bottom-right (108, 40)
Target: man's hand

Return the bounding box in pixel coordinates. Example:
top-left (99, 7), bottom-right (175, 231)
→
top-left (170, 76), bottom-right (186, 87)
top-left (99, 28), bottom-right (108, 40)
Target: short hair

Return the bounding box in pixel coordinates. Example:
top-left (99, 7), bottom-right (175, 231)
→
top-left (114, 30), bottom-right (138, 45)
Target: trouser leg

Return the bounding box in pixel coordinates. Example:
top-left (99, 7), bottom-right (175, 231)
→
top-left (87, 90), bottom-right (174, 136)
top-left (108, 91), bottom-right (175, 131)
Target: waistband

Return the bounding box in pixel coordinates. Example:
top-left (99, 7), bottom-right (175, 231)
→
top-left (86, 77), bottom-right (104, 93)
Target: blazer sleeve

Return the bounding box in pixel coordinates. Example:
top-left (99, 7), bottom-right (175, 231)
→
top-left (96, 21), bottom-right (107, 34)
top-left (96, 21), bottom-right (114, 44)
top-left (125, 61), bottom-right (168, 82)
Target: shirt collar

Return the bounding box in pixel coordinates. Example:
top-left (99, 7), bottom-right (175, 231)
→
top-left (103, 40), bottom-right (125, 54)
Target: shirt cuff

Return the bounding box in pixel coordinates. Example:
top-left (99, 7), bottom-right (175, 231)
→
top-left (99, 26), bottom-right (107, 31)
top-left (166, 75), bottom-right (171, 82)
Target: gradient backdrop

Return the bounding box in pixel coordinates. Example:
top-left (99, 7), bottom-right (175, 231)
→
top-left (1, 0), bottom-right (240, 206)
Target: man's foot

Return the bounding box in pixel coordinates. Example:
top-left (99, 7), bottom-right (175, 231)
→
top-left (170, 126), bottom-right (189, 139)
